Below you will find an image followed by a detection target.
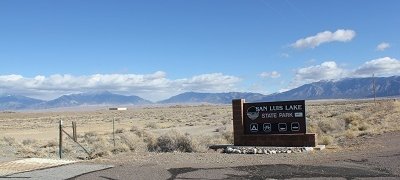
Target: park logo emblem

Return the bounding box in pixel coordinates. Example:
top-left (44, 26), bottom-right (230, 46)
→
top-left (246, 106), bottom-right (259, 120)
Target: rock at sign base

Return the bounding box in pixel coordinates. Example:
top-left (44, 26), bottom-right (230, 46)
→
top-left (304, 147), bottom-right (314, 152)
top-left (263, 149), bottom-right (268, 154)
top-left (252, 148), bottom-right (257, 154)
top-left (226, 147), bottom-right (233, 153)
top-left (257, 149), bottom-right (263, 154)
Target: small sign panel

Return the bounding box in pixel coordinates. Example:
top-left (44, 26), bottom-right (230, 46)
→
top-left (291, 122), bottom-right (300, 131)
top-left (263, 123), bottom-right (271, 132)
top-left (243, 100), bottom-right (306, 134)
top-left (250, 123), bottom-right (259, 132)
top-left (278, 123), bottom-right (287, 132)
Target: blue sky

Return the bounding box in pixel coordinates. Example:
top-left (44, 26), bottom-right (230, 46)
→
top-left (0, 0), bottom-right (399, 101)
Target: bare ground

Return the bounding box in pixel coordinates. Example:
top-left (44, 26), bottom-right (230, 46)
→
top-left (74, 131), bottom-right (400, 179)
top-left (1, 100), bottom-right (400, 179)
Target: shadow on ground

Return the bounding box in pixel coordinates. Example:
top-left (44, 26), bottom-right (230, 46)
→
top-left (168, 164), bottom-right (397, 180)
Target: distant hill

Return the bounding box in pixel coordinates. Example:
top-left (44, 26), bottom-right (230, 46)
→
top-left (0, 95), bottom-right (45, 110)
top-left (158, 92), bottom-right (265, 104)
top-left (1, 76), bottom-right (399, 110)
top-left (41, 91), bottom-right (152, 108)
top-left (261, 76), bottom-right (400, 101)
top-left (160, 76), bottom-right (400, 104)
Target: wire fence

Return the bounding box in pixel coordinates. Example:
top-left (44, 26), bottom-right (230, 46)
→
top-left (0, 121), bottom-right (92, 161)
top-left (0, 112), bottom-right (146, 162)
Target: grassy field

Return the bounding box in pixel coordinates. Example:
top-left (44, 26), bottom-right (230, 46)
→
top-left (0, 99), bottom-right (399, 160)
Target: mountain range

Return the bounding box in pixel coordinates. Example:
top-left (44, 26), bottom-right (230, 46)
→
top-left (158, 92), bottom-right (265, 104)
top-left (0, 95), bottom-right (45, 110)
top-left (260, 76), bottom-right (400, 101)
top-left (1, 76), bottom-right (399, 110)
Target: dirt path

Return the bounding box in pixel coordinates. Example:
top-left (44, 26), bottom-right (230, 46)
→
top-left (73, 131), bottom-right (400, 179)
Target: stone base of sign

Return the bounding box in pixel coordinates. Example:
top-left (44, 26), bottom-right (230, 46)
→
top-left (233, 133), bottom-right (317, 147)
top-left (232, 99), bottom-right (317, 147)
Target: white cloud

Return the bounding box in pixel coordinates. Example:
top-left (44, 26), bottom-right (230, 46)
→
top-left (292, 61), bottom-right (347, 86)
top-left (376, 42), bottom-right (390, 51)
top-left (353, 57), bottom-right (400, 77)
top-left (176, 73), bottom-right (241, 92)
top-left (259, 71), bottom-right (281, 79)
top-left (291, 29), bottom-right (356, 49)
top-left (0, 72), bottom-right (241, 101)
top-left (286, 57), bottom-right (399, 90)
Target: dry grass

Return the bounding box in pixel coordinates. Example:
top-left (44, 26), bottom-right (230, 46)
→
top-left (307, 99), bottom-right (400, 145)
top-left (0, 99), bottom-right (399, 159)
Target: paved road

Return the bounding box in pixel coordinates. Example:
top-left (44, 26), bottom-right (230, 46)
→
top-left (3, 164), bottom-right (113, 180)
top-left (72, 160), bottom-right (398, 180)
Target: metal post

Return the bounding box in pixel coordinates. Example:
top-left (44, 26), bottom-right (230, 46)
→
top-left (113, 117), bottom-right (115, 147)
top-left (109, 107), bottom-right (127, 147)
top-left (59, 120), bottom-right (63, 159)
top-left (72, 121), bottom-right (77, 142)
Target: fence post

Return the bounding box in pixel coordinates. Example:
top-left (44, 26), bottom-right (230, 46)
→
top-left (59, 120), bottom-right (63, 159)
top-left (72, 121), bottom-right (77, 142)
top-left (113, 117), bottom-right (115, 147)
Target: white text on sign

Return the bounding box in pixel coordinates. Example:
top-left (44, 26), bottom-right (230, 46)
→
top-left (256, 105), bottom-right (303, 112)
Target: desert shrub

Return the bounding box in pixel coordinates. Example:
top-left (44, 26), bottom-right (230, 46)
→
top-left (317, 119), bottom-right (345, 134)
top-left (83, 132), bottom-right (101, 144)
top-left (319, 135), bottom-right (334, 145)
top-left (88, 137), bottom-right (112, 158)
top-left (118, 133), bottom-right (146, 152)
top-left (215, 126), bottom-right (226, 133)
top-left (307, 122), bottom-right (320, 134)
top-left (150, 130), bottom-right (195, 152)
top-left (388, 100), bottom-right (400, 112)
top-left (144, 133), bottom-right (158, 152)
top-left (345, 130), bottom-right (358, 139)
top-left (111, 144), bottom-right (130, 154)
top-left (175, 134), bottom-right (194, 152)
top-left (130, 125), bottom-right (139, 132)
top-left (41, 140), bottom-right (58, 148)
top-left (22, 139), bottom-right (37, 146)
top-left (195, 133), bottom-right (233, 152)
top-left (221, 119), bottom-right (230, 125)
top-left (84, 131), bottom-right (98, 137)
top-left (358, 122), bottom-right (370, 131)
top-left (145, 122), bottom-right (159, 129)
top-left (343, 112), bottom-right (363, 129)
top-left (130, 125), bottom-right (151, 138)
top-left (16, 146), bottom-right (44, 158)
top-left (3, 137), bottom-right (17, 146)
top-left (221, 131), bottom-right (234, 144)
top-left (115, 128), bottom-right (125, 134)
top-left (155, 135), bottom-right (175, 152)
top-left (318, 121), bottom-right (335, 134)
top-left (328, 112), bottom-right (340, 117)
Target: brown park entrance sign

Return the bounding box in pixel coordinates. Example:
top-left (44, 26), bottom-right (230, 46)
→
top-left (232, 99), bottom-right (316, 147)
top-left (244, 100), bottom-right (306, 134)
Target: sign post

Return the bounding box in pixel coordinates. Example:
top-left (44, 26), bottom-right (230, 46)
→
top-left (232, 99), bottom-right (316, 147)
top-left (59, 120), bottom-right (63, 159)
top-left (109, 107), bottom-right (127, 147)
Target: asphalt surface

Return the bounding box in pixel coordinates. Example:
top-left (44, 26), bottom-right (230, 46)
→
top-left (1, 163), bottom-right (113, 180)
